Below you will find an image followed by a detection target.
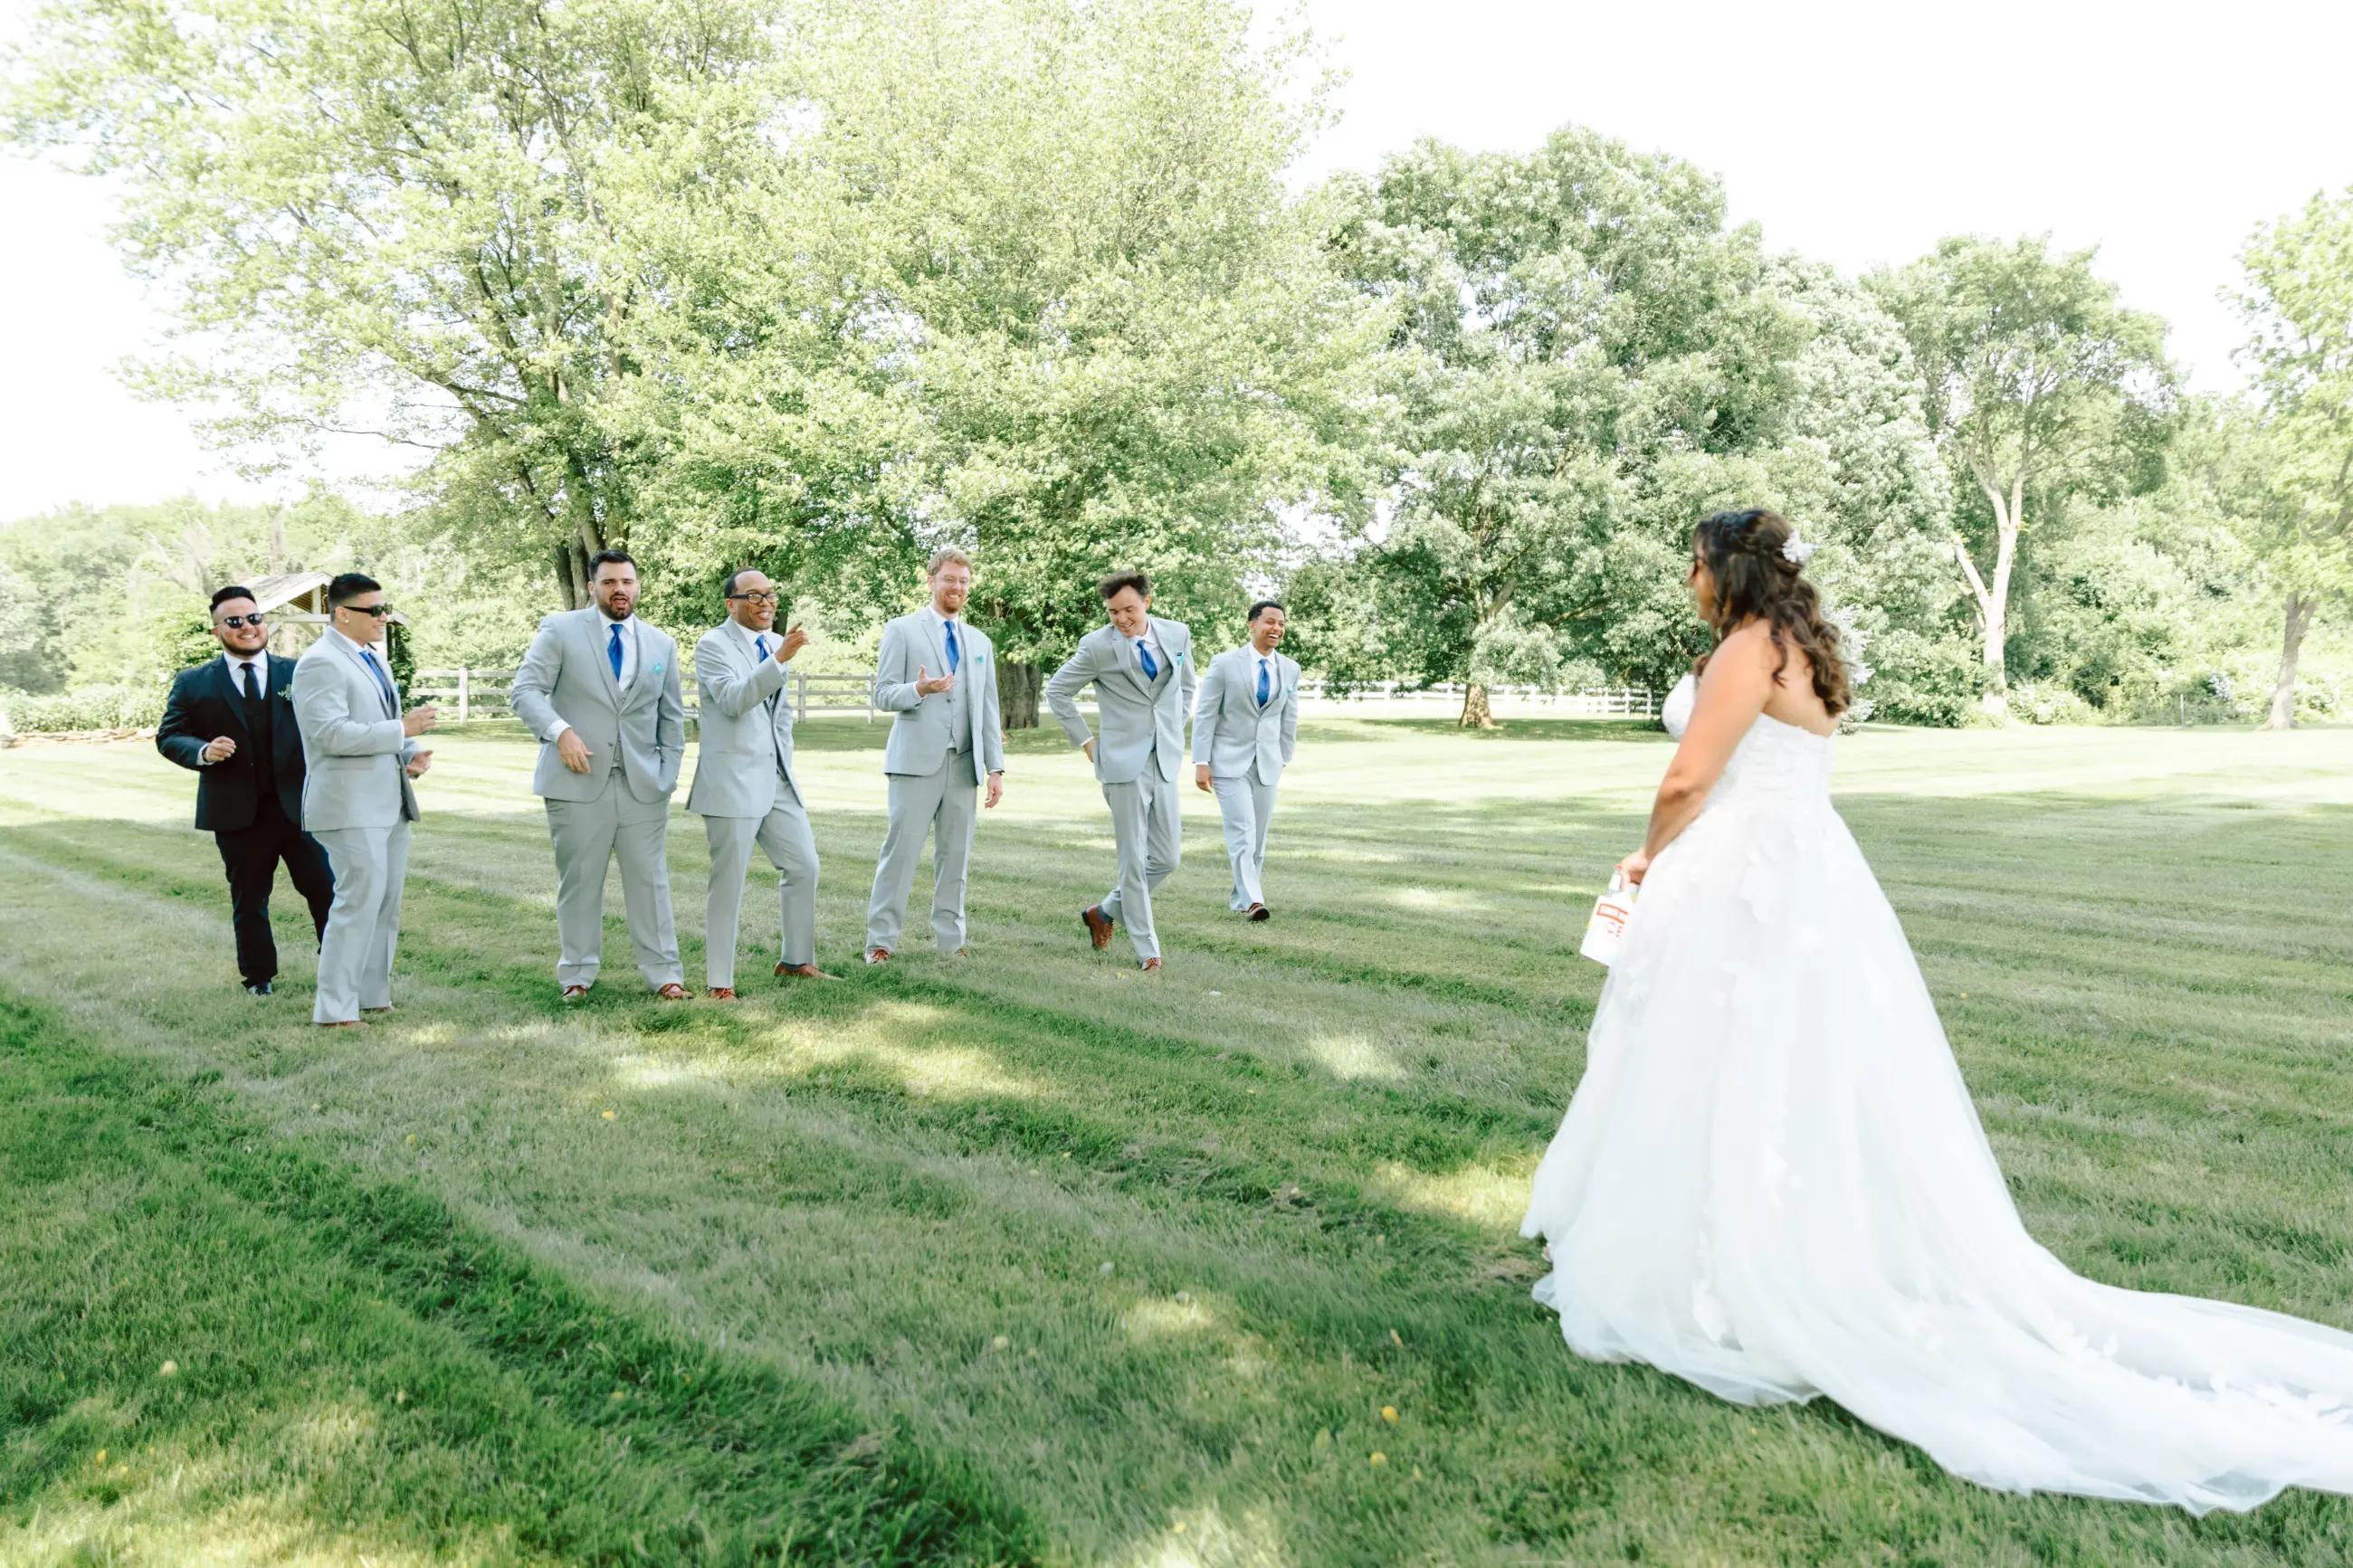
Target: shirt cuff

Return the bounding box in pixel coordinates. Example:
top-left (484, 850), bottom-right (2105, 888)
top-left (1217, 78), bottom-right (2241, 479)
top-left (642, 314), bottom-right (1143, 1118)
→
top-left (544, 716), bottom-right (574, 745)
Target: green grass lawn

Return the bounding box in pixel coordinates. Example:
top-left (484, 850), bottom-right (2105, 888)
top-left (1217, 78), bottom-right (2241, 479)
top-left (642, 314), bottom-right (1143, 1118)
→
top-left (2, 713), bottom-right (2350, 1566)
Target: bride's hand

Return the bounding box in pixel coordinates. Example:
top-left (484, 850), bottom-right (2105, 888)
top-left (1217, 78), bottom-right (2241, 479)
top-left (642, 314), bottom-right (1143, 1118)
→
top-left (1615, 850), bottom-right (1651, 887)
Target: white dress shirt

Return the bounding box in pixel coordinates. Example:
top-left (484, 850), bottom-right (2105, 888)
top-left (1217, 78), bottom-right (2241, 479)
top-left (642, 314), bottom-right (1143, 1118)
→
top-left (323, 625), bottom-right (397, 706)
top-left (197, 650), bottom-right (274, 765)
top-left (1123, 627), bottom-right (1166, 679)
top-left (221, 649), bottom-right (270, 700)
top-left (541, 613), bottom-right (639, 744)
top-left (732, 616), bottom-right (781, 668)
top-left (601, 613), bottom-right (641, 690)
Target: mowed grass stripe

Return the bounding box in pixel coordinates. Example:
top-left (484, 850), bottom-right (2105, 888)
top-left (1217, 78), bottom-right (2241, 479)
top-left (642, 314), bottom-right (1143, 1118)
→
top-left (0, 992), bottom-right (1043, 1567)
top-left (5, 720), bottom-right (2352, 1564)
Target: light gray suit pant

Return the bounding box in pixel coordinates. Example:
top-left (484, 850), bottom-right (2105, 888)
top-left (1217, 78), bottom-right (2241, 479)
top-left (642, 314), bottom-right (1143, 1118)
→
top-left (545, 774), bottom-right (682, 990)
top-left (1098, 765), bottom-right (1181, 961)
top-left (1212, 773), bottom-right (1279, 909)
top-left (866, 750), bottom-right (979, 955)
top-left (311, 821), bottom-right (411, 1023)
top-left (703, 776), bottom-right (819, 984)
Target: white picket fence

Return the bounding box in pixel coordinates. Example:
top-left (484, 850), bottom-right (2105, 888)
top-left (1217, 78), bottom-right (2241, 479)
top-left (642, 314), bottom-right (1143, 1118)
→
top-left (1294, 680), bottom-right (1659, 717)
top-left (411, 668), bottom-right (880, 724)
top-left (410, 668), bottom-right (1659, 724)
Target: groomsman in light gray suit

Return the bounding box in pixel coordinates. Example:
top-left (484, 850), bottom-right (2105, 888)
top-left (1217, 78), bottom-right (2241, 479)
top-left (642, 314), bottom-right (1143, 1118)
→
top-left (1046, 570), bottom-right (1195, 971)
top-left (1192, 599), bottom-right (1299, 921)
top-left (686, 567), bottom-right (833, 995)
top-left (864, 547), bottom-right (1006, 964)
top-left (509, 549), bottom-right (689, 1002)
top-left (291, 572), bottom-right (436, 1027)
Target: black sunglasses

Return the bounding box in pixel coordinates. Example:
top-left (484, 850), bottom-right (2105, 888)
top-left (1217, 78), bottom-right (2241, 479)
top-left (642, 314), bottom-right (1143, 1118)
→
top-left (340, 603), bottom-right (393, 618)
top-left (215, 612), bottom-right (267, 629)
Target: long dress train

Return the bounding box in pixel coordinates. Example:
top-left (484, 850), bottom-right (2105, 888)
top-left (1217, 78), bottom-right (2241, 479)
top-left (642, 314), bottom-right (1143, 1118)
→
top-left (1520, 676), bottom-right (2353, 1512)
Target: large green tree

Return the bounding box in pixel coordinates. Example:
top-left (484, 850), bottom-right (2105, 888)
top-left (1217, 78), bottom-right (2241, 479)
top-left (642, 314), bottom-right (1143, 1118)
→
top-left (1314, 130), bottom-right (1962, 726)
top-left (1869, 237), bottom-right (2174, 718)
top-left (757, 0), bottom-right (1377, 724)
top-left (7, 0), bottom-right (797, 606)
top-left (2229, 188), bottom-right (2353, 729)
top-left (9, 0), bottom-right (1367, 715)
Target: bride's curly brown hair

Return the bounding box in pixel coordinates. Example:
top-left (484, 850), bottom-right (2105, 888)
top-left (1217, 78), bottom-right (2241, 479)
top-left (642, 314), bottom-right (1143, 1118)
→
top-left (1692, 508), bottom-right (1850, 717)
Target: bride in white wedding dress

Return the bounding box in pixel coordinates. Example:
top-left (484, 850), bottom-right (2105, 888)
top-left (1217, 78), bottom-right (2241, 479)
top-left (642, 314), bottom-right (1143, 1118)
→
top-left (1520, 507), bottom-right (2353, 1513)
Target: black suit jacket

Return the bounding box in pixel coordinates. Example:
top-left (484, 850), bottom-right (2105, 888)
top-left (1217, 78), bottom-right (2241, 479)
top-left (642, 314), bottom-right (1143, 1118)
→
top-left (157, 654), bottom-right (309, 831)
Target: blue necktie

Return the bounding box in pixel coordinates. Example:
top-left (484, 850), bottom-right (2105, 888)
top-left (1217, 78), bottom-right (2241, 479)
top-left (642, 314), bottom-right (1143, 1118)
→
top-left (1256, 658), bottom-right (1271, 707)
top-left (359, 649), bottom-right (395, 711)
top-left (1138, 642), bottom-right (1158, 681)
top-left (607, 622), bottom-right (624, 681)
top-left (754, 634), bottom-right (769, 660)
top-left (944, 621), bottom-right (960, 674)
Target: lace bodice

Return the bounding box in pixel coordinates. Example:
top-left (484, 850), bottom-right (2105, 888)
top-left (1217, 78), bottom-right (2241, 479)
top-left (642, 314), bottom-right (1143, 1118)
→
top-left (1661, 673), bottom-right (1834, 806)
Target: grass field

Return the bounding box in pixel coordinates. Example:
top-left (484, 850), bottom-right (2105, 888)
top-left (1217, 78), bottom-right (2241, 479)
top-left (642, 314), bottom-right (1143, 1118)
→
top-left (3, 712), bottom-right (2351, 1566)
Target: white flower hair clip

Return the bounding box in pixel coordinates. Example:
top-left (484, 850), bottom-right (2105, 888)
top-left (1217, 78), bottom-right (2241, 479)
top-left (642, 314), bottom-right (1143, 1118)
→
top-left (1780, 532), bottom-right (1818, 565)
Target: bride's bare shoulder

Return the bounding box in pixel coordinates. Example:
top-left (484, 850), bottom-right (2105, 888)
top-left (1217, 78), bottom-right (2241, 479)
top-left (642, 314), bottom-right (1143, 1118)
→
top-left (1712, 622), bottom-right (1782, 674)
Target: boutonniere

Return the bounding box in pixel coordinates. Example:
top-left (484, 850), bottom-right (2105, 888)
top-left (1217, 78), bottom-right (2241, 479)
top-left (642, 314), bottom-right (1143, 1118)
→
top-left (652, 661), bottom-right (665, 676)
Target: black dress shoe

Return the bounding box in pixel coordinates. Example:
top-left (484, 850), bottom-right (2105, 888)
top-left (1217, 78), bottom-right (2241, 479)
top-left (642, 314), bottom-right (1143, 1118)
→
top-left (243, 980), bottom-right (273, 996)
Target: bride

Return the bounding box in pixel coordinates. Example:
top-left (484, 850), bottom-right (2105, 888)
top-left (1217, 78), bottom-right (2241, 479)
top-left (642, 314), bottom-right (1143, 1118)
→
top-left (1520, 507), bottom-right (2353, 1512)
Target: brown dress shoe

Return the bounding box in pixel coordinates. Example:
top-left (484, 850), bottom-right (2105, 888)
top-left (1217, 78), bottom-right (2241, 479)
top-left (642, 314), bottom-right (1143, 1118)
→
top-left (1081, 905), bottom-right (1114, 950)
top-left (1246, 903), bottom-right (1270, 923)
top-left (363, 1003), bottom-right (397, 1013)
top-left (1138, 956), bottom-right (1163, 973)
top-left (314, 1019), bottom-right (367, 1029)
top-left (708, 986), bottom-right (738, 1001)
top-left (865, 947), bottom-right (891, 965)
top-left (562, 984), bottom-right (592, 1003)
top-left (656, 983), bottom-right (691, 1001)
top-left (775, 962), bottom-right (838, 981)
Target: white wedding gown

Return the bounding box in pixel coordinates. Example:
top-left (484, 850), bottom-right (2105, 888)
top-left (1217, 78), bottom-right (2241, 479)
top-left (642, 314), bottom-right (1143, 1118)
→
top-left (1520, 675), bottom-right (2353, 1512)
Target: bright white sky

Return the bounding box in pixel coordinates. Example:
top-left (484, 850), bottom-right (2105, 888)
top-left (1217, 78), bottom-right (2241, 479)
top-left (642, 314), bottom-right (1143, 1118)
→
top-left (3, 0), bottom-right (2347, 519)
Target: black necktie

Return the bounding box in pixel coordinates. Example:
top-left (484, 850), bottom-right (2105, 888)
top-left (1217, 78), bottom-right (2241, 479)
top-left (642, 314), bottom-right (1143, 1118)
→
top-left (240, 661), bottom-right (261, 703)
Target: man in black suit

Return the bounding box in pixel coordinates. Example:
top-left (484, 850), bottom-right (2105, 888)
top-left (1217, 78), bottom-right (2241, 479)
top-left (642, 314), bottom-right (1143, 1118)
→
top-left (157, 584), bottom-right (336, 994)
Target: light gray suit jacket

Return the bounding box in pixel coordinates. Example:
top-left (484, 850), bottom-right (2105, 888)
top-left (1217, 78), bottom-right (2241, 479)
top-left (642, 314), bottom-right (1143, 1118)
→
top-left (1045, 617), bottom-right (1196, 784)
top-left (685, 622), bottom-right (804, 817)
top-left (510, 609), bottom-right (684, 804)
top-left (1192, 645), bottom-right (1300, 784)
top-left (872, 612), bottom-right (1007, 777)
top-left (291, 632), bottom-right (421, 831)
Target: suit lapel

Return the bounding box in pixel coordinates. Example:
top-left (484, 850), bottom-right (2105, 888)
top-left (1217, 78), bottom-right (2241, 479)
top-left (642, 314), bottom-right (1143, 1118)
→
top-left (586, 611), bottom-right (624, 707)
top-left (1147, 620), bottom-right (1179, 699)
top-left (1103, 628), bottom-right (1151, 700)
top-left (333, 636), bottom-right (395, 717)
top-left (921, 613), bottom-right (950, 679)
top-left (210, 659), bottom-right (254, 739)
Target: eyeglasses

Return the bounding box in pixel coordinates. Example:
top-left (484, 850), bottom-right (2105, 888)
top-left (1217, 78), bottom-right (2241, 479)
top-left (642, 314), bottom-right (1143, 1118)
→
top-left (215, 613), bottom-right (267, 629)
top-left (340, 603), bottom-right (393, 618)
top-left (727, 591), bottom-right (780, 606)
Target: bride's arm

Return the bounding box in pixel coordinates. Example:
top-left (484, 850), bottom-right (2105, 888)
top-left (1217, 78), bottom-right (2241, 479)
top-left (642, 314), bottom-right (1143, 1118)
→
top-left (1619, 630), bottom-right (1774, 883)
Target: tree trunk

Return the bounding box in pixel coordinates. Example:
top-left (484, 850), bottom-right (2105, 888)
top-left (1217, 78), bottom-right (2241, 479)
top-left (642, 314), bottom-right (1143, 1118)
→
top-left (1959, 474), bottom-right (2025, 720)
top-left (997, 658), bottom-right (1041, 730)
top-left (1459, 682), bottom-right (1495, 729)
top-left (554, 543), bottom-right (589, 610)
top-left (2266, 592), bottom-right (2315, 731)
top-left (1977, 592), bottom-right (2010, 718)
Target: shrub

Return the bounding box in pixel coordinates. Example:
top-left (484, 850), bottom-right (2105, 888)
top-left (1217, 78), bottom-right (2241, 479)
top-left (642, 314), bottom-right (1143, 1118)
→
top-left (2008, 682), bottom-right (2101, 727)
top-left (0, 683), bottom-right (168, 734)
